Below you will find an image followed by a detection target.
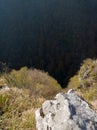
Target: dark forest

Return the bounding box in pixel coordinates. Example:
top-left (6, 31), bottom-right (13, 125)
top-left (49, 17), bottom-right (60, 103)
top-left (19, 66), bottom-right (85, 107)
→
top-left (0, 0), bottom-right (97, 87)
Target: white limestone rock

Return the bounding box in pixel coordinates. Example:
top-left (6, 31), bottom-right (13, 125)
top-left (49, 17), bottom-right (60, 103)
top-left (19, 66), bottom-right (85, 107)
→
top-left (35, 90), bottom-right (97, 130)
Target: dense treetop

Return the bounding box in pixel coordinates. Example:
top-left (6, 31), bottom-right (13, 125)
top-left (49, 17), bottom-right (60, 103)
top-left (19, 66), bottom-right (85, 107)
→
top-left (0, 0), bottom-right (97, 86)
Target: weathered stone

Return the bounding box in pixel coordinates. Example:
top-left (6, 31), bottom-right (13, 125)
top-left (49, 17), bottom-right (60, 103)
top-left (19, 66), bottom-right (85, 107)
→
top-left (35, 90), bottom-right (97, 130)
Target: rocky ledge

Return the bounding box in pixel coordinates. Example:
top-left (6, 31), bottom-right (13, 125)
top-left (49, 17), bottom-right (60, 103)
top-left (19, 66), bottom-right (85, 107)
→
top-left (35, 89), bottom-right (97, 130)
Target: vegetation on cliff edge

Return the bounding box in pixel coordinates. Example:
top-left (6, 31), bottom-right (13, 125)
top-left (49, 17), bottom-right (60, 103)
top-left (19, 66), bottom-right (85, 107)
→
top-left (0, 67), bottom-right (61, 130)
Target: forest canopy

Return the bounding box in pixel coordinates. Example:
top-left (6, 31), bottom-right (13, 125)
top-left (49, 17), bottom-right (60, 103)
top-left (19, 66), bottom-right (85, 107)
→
top-left (0, 0), bottom-right (97, 86)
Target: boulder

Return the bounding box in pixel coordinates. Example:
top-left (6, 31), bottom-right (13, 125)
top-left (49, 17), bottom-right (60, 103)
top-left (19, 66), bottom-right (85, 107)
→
top-left (35, 89), bottom-right (97, 130)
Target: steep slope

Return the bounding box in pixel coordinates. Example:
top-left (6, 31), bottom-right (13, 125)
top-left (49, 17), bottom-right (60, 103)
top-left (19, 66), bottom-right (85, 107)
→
top-left (0, 67), bottom-right (61, 129)
top-left (67, 58), bottom-right (97, 111)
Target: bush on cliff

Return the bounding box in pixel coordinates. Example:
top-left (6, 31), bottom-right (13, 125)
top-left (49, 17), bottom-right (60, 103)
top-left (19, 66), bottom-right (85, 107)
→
top-left (1, 67), bottom-right (61, 98)
top-left (0, 67), bottom-right (62, 130)
top-left (68, 58), bottom-right (97, 110)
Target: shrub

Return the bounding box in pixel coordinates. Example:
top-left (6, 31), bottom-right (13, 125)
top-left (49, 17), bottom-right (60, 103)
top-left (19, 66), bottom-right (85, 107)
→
top-left (68, 75), bottom-right (80, 89)
top-left (0, 67), bottom-right (62, 129)
top-left (2, 67), bottom-right (61, 98)
top-left (67, 58), bottom-right (97, 103)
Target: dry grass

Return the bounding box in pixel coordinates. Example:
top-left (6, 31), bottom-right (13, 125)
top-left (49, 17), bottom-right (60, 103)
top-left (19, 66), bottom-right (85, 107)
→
top-left (0, 67), bottom-right (62, 129)
top-left (67, 58), bottom-right (97, 112)
top-left (2, 67), bottom-right (61, 98)
top-left (91, 100), bottom-right (97, 113)
top-left (0, 87), bottom-right (45, 130)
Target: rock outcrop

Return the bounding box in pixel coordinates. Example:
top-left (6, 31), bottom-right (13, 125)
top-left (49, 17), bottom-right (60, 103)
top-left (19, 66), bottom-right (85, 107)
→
top-left (35, 89), bottom-right (97, 130)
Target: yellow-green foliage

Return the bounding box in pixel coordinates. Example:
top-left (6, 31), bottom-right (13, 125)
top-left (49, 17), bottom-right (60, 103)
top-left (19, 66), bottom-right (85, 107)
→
top-left (0, 78), bottom-right (7, 87)
top-left (0, 87), bottom-right (45, 130)
top-left (0, 67), bottom-right (62, 129)
top-left (84, 88), bottom-right (97, 101)
top-left (68, 75), bottom-right (80, 90)
top-left (2, 67), bottom-right (61, 98)
top-left (3, 67), bottom-right (29, 88)
top-left (0, 94), bottom-right (8, 112)
top-left (67, 58), bottom-right (97, 102)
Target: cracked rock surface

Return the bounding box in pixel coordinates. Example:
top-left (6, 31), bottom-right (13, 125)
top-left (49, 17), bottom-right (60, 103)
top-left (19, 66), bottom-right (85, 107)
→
top-left (35, 90), bottom-right (97, 130)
